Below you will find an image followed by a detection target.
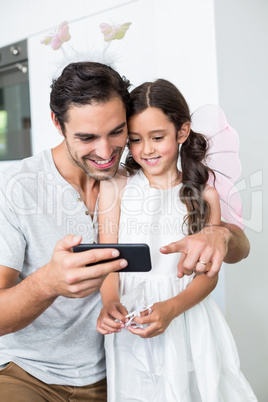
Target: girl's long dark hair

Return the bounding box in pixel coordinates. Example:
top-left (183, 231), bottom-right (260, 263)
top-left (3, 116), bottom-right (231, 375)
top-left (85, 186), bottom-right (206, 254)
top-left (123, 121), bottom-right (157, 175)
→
top-left (125, 79), bottom-right (215, 235)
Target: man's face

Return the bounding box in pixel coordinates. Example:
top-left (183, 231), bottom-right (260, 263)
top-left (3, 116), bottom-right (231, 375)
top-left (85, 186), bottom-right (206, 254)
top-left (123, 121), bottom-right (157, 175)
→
top-left (62, 97), bottom-right (127, 180)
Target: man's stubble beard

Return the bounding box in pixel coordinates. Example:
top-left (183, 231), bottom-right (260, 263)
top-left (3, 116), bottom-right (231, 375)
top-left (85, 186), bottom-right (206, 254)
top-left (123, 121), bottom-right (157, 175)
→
top-left (66, 140), bottom-right (123, 181)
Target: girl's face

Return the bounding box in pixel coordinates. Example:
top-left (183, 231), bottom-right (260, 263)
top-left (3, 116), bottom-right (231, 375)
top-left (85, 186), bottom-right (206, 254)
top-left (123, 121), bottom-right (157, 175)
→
top-left (128, 107), bottom-right (189, 185)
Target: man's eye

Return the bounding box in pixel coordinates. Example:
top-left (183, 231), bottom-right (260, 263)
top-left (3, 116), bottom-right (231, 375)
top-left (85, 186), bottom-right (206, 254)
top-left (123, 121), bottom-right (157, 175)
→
top-left (129, 138), bottom-right (141, 143)
top-left (110, 129), bottom-right (124, 136)
top-left (79, 137), bottom-right (94, 142)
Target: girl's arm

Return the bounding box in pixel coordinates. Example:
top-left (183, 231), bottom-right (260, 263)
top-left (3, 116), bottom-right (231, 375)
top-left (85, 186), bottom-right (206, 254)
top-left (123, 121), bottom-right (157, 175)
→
top-left (128, 185), bottom-right (221, 338)
top-left (97, 173), bottom-right (128, 335)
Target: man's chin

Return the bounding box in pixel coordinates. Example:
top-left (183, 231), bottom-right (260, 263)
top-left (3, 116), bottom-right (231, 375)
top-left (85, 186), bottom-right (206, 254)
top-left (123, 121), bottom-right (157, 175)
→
top-left (94, 171), bottom-right (117, 181)
top-left (86, 166), bottom-right (118, 181)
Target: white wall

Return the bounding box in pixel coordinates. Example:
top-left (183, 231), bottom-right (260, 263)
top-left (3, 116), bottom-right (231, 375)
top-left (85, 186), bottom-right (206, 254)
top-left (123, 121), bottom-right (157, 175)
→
top-left (214, 1), bottom-right (268, 401)
top-left (0, 0), bottom-right (219, 160)
top-left (0, 0), bottom-right (266, 399)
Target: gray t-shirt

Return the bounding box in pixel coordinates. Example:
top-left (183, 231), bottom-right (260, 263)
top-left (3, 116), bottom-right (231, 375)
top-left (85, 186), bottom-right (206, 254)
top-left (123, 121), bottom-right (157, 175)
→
top-left (0, 149), bottom-right (105, 386)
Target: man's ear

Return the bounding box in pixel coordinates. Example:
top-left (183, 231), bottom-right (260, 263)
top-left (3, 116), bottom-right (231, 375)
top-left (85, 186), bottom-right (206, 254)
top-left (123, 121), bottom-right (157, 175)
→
top-left (51, 111), bottom-right (64, 136)
top-left (177, 122), bottom-right (191, 144)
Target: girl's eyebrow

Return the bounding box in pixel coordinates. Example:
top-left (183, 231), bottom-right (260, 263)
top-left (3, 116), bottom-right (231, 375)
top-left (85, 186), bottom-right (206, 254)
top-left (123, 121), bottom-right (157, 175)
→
top-left (129, 129), bottom-right (166, 136)
top-left (149, 129), bottom-right (166, 134)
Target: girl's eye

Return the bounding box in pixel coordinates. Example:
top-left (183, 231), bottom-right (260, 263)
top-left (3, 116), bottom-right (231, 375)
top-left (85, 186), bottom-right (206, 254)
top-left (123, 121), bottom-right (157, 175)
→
top-left (154, 136), bottom-right (164, 141)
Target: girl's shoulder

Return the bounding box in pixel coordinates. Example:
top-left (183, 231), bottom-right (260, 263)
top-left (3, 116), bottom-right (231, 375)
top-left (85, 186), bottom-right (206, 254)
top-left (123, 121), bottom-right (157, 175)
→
top-left (203, 184), bottom-right (221, 224)
top-left (202, 184), bottom-right (220, 204)
top-left (100, 168), bottom-right (128, 200)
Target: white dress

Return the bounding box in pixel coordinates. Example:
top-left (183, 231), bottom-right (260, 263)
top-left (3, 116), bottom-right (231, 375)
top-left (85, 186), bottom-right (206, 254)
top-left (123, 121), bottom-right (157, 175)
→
top-left (104, 170), bottom-right (257, 402)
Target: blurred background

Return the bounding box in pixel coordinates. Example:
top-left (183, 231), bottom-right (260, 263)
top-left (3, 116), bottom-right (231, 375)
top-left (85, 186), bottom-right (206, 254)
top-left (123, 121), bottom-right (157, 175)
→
top-left (0, 0), bottom-right (267, 399)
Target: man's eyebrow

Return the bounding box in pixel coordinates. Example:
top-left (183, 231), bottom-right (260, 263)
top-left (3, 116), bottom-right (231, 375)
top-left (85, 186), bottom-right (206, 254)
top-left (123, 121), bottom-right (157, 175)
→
top-left (73, 122), bottom-right (126, 138)
top-left (108, 122), bottom-right (127, 134)
top-left (74, 133), bottom-right (95, 138)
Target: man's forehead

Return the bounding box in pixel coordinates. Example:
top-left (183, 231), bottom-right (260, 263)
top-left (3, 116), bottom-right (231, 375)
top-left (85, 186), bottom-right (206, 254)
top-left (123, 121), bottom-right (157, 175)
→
top-left (67, 97), bottom-right (125, 119)
top-left (70, 96), bottom-right (125, 109)
top-left (65, 99), bottom-right (126, 137)
top-left (70, 97), bottom-right (125, 115)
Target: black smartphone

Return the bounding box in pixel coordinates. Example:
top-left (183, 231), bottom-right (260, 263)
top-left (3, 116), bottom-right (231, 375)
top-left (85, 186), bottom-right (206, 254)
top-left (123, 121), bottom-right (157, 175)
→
top-left (73, 243), bottom-right (152, 273)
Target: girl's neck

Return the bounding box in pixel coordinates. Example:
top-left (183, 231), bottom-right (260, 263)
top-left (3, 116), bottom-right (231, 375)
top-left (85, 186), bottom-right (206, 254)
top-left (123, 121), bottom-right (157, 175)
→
top-left (142, 168), bottom-right (182, 190)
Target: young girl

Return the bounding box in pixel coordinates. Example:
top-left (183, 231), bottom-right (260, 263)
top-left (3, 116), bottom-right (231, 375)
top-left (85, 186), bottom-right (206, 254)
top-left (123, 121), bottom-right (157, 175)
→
top-left (97, 79), bottom-right (257, 401)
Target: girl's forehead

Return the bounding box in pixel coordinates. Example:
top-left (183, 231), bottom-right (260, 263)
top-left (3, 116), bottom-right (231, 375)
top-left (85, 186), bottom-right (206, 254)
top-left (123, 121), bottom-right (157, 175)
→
top-left (128, 107), bottom-right (171, 127)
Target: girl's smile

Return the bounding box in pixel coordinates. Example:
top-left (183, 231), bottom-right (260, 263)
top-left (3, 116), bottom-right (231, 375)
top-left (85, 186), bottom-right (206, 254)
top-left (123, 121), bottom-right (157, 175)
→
top-left (142, 156), bottom-right (161, 166)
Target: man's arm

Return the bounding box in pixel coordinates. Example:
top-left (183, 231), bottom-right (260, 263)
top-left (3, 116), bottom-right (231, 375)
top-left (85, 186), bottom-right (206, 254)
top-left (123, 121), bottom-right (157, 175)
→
top-left (220, 222), bottom-right (250, 263)
top-left (0, 235), bottom-right (127, 336)
top-left (0, 265), bottom-right (57, 336)
top-left (160, 222), bottom-right (250, 278)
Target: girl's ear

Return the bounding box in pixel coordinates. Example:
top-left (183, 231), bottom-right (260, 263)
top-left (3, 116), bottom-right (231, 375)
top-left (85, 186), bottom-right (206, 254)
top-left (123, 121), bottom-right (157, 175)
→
top-left (51, 111), bottom-right (64, 136)
top-left (177, 122), bottom-right (191, 144)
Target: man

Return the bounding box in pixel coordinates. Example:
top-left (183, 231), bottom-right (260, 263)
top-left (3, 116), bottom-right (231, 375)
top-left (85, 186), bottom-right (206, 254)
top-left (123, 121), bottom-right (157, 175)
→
top-left (0, 62), bottom-right (249, 401)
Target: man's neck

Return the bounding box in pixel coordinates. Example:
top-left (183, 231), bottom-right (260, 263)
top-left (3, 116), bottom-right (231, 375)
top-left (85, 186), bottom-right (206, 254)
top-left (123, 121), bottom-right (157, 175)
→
top-left (51, 143), bottom-right (99, 217)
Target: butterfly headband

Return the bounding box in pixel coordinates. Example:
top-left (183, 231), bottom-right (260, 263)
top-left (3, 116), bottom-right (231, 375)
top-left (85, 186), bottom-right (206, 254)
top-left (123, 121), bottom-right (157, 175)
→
top-left (40, 20), bottom-right (131, 52)
top-left (40, 20), bottom-right (132, 79)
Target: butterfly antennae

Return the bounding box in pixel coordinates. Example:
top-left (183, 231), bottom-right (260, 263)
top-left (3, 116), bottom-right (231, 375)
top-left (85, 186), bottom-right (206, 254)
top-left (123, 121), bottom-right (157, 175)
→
top-left (102, 42), bottom-right (112, 62)
top-left (60, 46), bottom-right (68, 60)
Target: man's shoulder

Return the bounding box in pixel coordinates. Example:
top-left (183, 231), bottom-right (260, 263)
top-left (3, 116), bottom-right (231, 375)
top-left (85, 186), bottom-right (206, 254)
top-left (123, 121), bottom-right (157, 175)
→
top-left (0, 150), bottom-right (52, 183)
top-left (0, 150), bottom-right (54, 198)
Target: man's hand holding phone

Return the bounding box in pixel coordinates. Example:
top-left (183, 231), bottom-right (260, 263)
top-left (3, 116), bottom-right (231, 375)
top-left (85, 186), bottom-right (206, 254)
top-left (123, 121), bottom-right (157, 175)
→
top-left (73, 243), bottom-right (152, 273)
top-left (42, 235), bottom-right (128, 299)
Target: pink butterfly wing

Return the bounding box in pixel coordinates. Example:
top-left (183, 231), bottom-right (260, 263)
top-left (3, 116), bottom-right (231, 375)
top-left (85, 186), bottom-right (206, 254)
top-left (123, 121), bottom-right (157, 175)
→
top-left (50, 34), bottom-right (63, 50)
top-left (58, 21), bottom-right (71, 43)
top-left (99, 23), bottom-right (116, 42)
top-left (191, 104), bottom-right (244, 229)
top-left (40, 21), bottom-right (71, 50)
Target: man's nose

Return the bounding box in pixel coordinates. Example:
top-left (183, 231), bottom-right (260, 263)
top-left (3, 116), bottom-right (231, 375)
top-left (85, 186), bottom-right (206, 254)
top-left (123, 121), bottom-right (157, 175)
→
top-left (96, 139), bottom-right (113, 160)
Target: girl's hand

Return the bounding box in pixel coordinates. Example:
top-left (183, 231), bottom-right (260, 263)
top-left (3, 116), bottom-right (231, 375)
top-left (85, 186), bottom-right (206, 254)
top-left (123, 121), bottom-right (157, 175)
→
top-left (97, 301), bottom-right (128, 335)
top-left (127, 301), bottom-right (174, 338)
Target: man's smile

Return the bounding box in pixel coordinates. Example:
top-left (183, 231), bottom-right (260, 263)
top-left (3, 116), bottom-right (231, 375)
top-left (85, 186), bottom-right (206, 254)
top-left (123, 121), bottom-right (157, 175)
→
top-left (87, 154), bottom-right (117, 169)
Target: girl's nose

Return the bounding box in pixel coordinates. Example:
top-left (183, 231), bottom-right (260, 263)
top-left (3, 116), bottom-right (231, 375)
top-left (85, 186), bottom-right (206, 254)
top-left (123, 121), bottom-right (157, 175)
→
top-left (143, 140), bottom-right (154, 155)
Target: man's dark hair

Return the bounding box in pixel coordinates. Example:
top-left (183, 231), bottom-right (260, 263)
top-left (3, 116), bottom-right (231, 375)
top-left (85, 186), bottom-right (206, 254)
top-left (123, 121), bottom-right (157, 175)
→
top-left (50, 61), bottom-right (131, 134)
